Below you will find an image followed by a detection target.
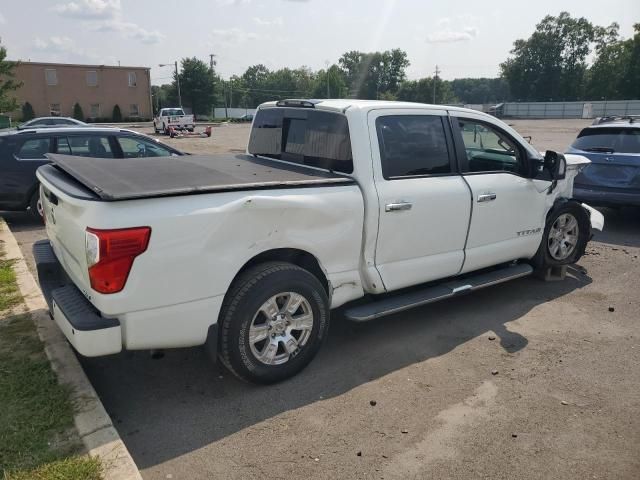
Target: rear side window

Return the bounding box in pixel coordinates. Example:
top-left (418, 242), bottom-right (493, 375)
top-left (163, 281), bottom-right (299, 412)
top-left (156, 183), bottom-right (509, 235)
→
top-left (376, 115), bottom-right (451, 178)
top-left (16, 138), bottom-right (51, 159)
top-left (572, 128), bottom-right (640, 154)
top-left (248, 108), bottom-right (353, 173)
top-left (56, 136), bottom-right (114, 158)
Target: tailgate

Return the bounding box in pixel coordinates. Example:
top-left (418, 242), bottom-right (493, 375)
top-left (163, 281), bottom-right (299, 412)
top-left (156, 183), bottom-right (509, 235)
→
top-left (38, 168), bottom-right (96, 296)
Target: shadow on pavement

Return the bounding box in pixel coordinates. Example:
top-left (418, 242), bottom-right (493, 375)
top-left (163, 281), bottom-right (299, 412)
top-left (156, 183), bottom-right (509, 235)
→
top-left (78, 267), bottom-right (591, 470)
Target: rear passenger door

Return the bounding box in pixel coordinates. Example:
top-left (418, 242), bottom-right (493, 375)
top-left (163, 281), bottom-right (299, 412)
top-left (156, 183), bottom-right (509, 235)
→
top-left (0, 136), bottom-right (52, 207)
top-left (369, 110), bottom-right (472, 292)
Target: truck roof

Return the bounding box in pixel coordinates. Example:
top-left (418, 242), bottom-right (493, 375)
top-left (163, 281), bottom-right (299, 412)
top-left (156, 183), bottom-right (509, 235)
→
top-left (259, 99), bottom-right (486, 117)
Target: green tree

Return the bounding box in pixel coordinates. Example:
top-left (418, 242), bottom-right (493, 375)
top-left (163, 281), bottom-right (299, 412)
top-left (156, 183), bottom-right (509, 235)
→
top-left (112, 104), bottom-right (122, 122)
top-left (339, 49), bottom-right (409, 99)
top-left (72, 102), bottom-right (84, 121)
top-left (312, 65), bottom-right (348, 98)
top-left (171, 57), bottom-right (218, 116)
top-left (0, 47), bottom-right (22, 112)
top-left (501, 12), bottom-right (609, 101)
top-left (450, 78), bottom-right (510, 104)
top-left (21, 102), bottom-right (35, 121)
top-left (587, 23), bottom-right (640, 99)
top-left (397, 77), bottom-right (457, 104)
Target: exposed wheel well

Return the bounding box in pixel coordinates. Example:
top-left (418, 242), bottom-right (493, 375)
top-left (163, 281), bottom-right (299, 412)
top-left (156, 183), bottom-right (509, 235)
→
top-left (234, 249), bottom-right (329, 295)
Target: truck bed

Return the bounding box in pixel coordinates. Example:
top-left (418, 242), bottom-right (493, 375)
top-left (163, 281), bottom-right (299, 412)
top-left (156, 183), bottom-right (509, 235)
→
top-left (42, 153), bottom-right (354, 201)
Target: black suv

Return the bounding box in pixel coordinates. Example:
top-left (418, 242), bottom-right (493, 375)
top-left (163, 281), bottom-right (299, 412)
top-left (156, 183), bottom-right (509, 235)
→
top-left (0, 127), bottom-right (183, 218)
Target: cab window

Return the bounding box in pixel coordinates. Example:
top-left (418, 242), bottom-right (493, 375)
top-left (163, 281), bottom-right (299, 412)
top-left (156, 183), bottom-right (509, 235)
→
top-left (118, 136), bottom-right (174, 157)
top-left (457, 119), bottom-right (524, 174)
top-left (376, 115), bottom-right (451, 178)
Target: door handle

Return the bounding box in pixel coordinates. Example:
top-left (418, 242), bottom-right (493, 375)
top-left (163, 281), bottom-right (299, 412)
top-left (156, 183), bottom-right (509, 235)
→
top-left (477, 193), bottom-right (497, 203)
top-left (385, 202), bottom-right (413, 212)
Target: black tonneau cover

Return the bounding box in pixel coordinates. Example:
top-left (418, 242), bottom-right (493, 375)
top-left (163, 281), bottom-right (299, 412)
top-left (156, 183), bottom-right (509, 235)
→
top-left (45, 153), bottom-right (354, 201)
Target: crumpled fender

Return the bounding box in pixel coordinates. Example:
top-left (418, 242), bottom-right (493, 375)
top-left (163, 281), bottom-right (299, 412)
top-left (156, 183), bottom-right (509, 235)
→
top-left (581, 203), bottom-right (605, 231)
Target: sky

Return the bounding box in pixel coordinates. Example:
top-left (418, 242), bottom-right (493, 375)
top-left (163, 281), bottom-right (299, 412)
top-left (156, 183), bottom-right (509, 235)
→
top-left (0, 0), bottom-right (638, 84)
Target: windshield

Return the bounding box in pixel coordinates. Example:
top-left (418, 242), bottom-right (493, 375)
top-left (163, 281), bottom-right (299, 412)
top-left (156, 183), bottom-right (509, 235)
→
top-left (572, 127), bottom-right (640, 154)
top-left (162, 109), bottom-right (185, 116)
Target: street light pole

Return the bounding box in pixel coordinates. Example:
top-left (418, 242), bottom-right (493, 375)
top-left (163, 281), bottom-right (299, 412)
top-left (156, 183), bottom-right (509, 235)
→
top-left (159, 62), bottom-right (182, 108)
top-left (174, 61), bottom-right (182, 108)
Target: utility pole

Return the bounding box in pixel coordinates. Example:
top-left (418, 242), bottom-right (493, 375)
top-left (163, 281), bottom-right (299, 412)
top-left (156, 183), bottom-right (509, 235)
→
top-left (209, 53), bottom-right (217, 119)
top-left (325, 60), bottom-right (330, 98)
top-left (433, 64), bottom-right (440, 104)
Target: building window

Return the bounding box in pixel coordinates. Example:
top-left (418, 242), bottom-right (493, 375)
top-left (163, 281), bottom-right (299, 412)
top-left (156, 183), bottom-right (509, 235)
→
top-left (50, 103), bottom-right (61, 116)
top-left (45, 69), bottom-right (58, 86)
top-left (90, 104), bottom-right (100, 118)
top-left (129, 104), bottom-right (139, 117)
top-left (128, 72), bottom-right (137, 87)
top-left (86, 70), bottom-right (98, 87)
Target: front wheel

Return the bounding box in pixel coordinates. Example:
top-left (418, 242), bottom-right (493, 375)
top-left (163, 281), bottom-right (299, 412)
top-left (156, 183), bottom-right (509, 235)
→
top-left (532, 202), bottom-right (590, 269)
top-left (218, 262), bottom-right (329, 384)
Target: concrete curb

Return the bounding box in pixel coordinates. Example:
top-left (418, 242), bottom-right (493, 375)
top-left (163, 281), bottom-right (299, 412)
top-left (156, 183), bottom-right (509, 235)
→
top-left (0, 219), bottom-right (142, 480)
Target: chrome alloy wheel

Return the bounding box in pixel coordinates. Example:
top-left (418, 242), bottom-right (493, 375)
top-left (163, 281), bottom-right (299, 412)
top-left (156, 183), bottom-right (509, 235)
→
top-left (548, 213), bottom-right (579, 261)
top-left (248, 292), bottom-right (314, 365)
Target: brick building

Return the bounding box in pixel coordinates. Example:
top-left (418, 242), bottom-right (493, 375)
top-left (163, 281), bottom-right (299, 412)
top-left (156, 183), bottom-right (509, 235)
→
top-left (9, 61), bottom-right (152, 121)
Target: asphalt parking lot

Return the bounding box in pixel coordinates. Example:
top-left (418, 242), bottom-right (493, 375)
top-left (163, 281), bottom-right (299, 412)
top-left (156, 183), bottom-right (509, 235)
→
top-left (3, 119), bottom-right (640, 479)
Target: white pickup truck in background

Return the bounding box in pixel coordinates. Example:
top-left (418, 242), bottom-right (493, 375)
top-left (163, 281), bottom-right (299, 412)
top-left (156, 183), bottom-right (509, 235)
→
top-left (153, 107), bottom-right (195, 134)
top-left (34, 99), bottom-right (604, 384)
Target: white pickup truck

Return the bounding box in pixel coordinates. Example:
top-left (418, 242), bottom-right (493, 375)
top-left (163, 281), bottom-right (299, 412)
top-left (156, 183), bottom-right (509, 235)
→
top-left (153, 107), bottom-right (195, 134)
top-left (34, 99), bottom-right (604, 384)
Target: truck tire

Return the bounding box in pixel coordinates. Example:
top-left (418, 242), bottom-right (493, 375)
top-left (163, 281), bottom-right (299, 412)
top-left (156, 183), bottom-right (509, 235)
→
top-left (162, 123), bottom-right (168, 135)
top-left (531, 201), bottom-right (590, 269)
top-left (29, 190), bottom-right (44, 221)
top-left (218, 261), bottom-right (329, 384)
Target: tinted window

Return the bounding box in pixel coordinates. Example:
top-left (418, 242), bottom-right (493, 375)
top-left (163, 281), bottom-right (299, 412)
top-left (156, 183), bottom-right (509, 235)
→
top-left (56, 136), bottom-right (114, 158)
top-left (376, 115), bottom-right (451, 178)
top-left (248, 108), bottom-right (353, 173)
top-left (162, 109), bottom-right (185, 116)
top-left (457, 119), bottom-right (523, 174)
top-left (16, 138), bottom-right (51, 159)
top-left (572, 127), bottom-right (640, 154)
top-left (118, 136), bottom-right (174, 157)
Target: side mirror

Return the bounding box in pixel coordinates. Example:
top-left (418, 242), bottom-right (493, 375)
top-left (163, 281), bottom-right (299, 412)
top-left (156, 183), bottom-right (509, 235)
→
top-left (544, 150), bottom-right (566, 180)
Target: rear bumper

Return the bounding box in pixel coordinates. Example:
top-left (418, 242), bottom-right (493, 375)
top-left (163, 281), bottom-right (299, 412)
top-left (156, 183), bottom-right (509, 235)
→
top-left (33, 240), bottom-right (122, 357)
top-left (573, 186), bottom-right (640, 207)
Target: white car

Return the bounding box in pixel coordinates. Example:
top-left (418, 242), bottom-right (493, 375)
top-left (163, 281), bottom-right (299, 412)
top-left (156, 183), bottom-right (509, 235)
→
top-left (34, 99), bottom-right (603, 384)
top-left (153, 107), bottom-right (195, 134)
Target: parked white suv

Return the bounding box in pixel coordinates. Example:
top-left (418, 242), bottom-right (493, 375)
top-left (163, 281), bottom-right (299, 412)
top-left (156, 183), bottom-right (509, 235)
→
top-left (34, 99), bottom-right (603, 384)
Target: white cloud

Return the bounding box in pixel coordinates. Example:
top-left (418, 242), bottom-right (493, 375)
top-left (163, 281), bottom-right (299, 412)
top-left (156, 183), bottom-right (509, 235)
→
top-left (34, 36), bottom-right (83, 55)
top-left (52, 0), bottom-right (163, 45)
top-left (216, 0), bottom-right (251, 5)
top-left (210, 28), bottom-right (259, 46)
top-left (0, 12), bottom-right (6, 24)
top-left (426, 17), bottom-right (479, 44)
top-left (253, 16), bottom-right (283, 26)
top-left (52, 0), bottom-right (120, 19)
top-left (93, 20), bottom-right (163, 44)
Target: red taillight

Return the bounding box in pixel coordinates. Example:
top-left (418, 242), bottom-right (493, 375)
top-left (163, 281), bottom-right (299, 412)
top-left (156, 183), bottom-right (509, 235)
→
top-left (86, 227), bottom-right (151, 294)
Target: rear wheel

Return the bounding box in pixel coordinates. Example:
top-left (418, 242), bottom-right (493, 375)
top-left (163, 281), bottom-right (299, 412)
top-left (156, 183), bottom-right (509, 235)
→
top-left (29, 190), bottom-right (43, 221)
top-left (218, 262), bottom-right (329, 384)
